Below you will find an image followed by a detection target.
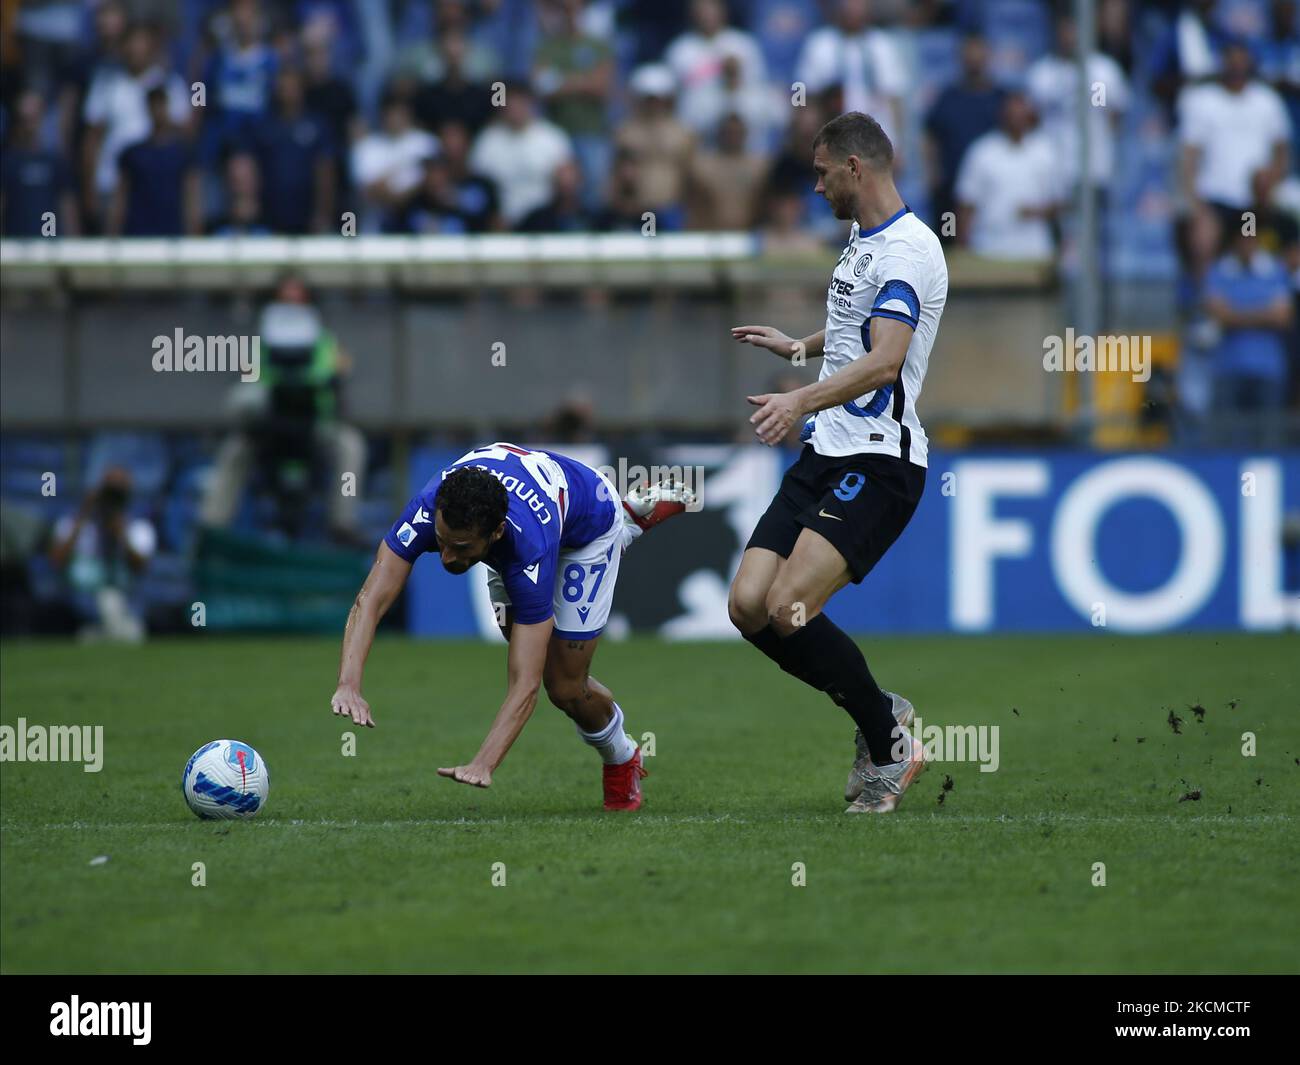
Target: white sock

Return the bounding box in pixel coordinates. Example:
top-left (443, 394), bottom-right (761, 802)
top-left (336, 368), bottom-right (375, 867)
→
top-left (577, 702), bottom-right (637, 765)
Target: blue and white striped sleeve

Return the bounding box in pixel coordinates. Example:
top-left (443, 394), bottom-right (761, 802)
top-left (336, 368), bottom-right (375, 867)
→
top-left (871, 276), bottom-right (921, 331)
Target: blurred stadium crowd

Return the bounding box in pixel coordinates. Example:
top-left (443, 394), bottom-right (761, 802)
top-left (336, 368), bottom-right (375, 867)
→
top-left (0, 4), bottom-right (1287, 243)
top-left (3, 0), bottom-right (1298, 395)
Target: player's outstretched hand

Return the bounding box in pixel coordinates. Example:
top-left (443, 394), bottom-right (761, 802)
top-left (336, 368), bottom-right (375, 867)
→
top-left (437, 763), bottom-right (493, 788)
top-left (747, 392), bottom-right (802, 446)
top-left (331, 685), bottom-right (375, 728)
top-left (731, 324), bottom-right (796, 359)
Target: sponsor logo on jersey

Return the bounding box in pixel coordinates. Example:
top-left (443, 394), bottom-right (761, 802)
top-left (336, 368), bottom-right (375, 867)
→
top-left (413, 507), bottom-right (432, 524)
top-left (522, 562), bottom-right (540, 583)
top-left (828, 276), bottom-right (855, 311)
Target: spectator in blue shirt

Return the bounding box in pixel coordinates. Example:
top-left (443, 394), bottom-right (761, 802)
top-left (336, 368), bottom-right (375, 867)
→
top-left (208, 150), bottom-right (272, 236)
top-left (413, 29), bottom-right (494, 137)
top-left (200, 0), bottom-right (278, 162)
top-left (396, 120), bottom-right (500, 234)
top-left (1258, 0), bottom-right (1300, 144)
top-left (1203, 226), bottom-right (1295, 439)
top-left (301, 22), bottom-right (359, 197)
top-left (518, 159), bottom-right (591, 232)
top-left (110, 86), bottom-right (201, 236)
top-left (0, 89), bottom-right (79, 236)
top-left (923, 32), bottom-right (1003, 241)
top-left (252, 67), bottom-right (336, 234)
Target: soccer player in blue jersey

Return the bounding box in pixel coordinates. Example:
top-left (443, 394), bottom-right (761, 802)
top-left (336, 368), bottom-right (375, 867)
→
top-left (330, 443), bottom-right (692, 810)
top-left (730, 112), bottom-right (948, 814)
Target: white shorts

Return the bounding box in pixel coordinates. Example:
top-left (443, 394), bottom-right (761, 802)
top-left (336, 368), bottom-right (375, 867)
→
top-left (486, 494), bottom-right (624, 641)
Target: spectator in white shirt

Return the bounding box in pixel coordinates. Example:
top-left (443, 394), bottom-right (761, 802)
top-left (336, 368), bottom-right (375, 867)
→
top-left (793, 0), bottom-right (908, 157)
top-left (1179, 39), bottom-right (1292, 217)
top-left (1026, 12), bottom-right (1130, 192)
top-left (81, 21), bottom-right (190, 229)
top-left (956, 91), bottom-right (1062, 263)
top-left (351, 92), bottom-right (440, 232)
top-left (469, 82), bottom-right (574, 227)
top-left (664, 0), bottom-right (772, 149)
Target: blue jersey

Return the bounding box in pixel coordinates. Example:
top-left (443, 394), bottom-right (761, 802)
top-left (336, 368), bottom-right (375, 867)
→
top-left (384, 443), bottom-right (617, 625)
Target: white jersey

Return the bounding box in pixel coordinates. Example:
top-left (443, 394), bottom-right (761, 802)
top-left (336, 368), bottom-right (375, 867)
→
top-left (803, 207), bottom-right (947, 466)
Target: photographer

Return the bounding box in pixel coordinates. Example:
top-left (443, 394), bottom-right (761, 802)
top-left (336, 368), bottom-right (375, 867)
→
top-left (198, 274), bottom-right (367, 543)
top-left (48, 466), bottom-right (155, 642)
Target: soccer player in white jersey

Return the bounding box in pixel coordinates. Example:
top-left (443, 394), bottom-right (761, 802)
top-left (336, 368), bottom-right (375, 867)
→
top-left (729, 112), bottom-right (948, 813)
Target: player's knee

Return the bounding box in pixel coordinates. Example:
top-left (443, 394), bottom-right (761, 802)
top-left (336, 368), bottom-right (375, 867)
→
top-left (765, 596), bottom-right (796, 635)
top-left (765, 584), bottom-right (818, 636)
top-left (543, 673), bottom-right (584, 714)
top-left (727, 580), bottom-right (768, 634)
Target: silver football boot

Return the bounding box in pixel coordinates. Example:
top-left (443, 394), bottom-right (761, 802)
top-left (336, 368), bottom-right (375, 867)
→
top-left (845, 692), bottom-right (916, 802)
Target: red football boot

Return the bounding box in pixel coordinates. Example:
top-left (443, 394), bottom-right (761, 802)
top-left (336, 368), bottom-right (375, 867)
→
top-left (621, 479), bottom-right (697, 531)
top-left (602, 747), bottom-right (647, 811)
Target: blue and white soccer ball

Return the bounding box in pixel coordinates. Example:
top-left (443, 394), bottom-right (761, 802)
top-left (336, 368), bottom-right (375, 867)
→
top-left (182, 739), bottom-right (270, 820)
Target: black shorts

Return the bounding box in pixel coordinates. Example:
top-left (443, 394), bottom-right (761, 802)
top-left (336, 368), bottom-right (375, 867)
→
top-left (745, 445), bottom-right (925, 583)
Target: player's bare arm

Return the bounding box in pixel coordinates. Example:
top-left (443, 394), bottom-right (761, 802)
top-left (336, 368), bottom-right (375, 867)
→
top-left (376, 451), bottom-right (687, 810)
top-left (730, 325), bottom-right (825, 361)
top-left (331, 541), bottom-right (412, 728)
top-left (437, 616), bottom-right (554, 788)
top-left (747, 317), bottom-right (911, 445)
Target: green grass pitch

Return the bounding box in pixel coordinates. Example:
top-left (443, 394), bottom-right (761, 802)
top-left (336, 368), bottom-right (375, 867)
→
top-left (1, 633), bottom-right (1297, 974)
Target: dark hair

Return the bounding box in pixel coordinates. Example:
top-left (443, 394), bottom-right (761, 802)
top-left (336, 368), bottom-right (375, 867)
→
top-left (1001, 88), bottom-right (1033, 114)
top-left (1220, 34), bottom-right (1255, 57)
top-left (379, 87), bottom-right (412, 113)
top-left (437, 467), bottom-right (508, 537)
top-left (812, 111), bottom-right (893, 172)
top-left (125, 20), bottom-right (158, 42)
